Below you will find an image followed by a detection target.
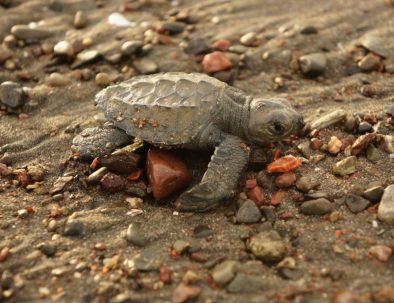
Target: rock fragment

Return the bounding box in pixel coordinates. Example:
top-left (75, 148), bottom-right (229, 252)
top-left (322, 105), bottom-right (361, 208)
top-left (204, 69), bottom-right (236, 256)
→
top-left (11, 24), bottom-right (52, 40)
top-left (378, 185), bottom-right (394, 224)
top-left (126, 223), bottom-right (147, 246)
top-left (211, 260), bottom-right (239, 286)
top-left (74, 10), bottom-right (87, 29)
top-left (98, 152), bottom-right (140, 175)
top-left (298, 53), bottom-right (327, 76)
top-left (100, 173), bottom-right (127, 193)
top-left (202, 51), bottom-right (232, 73)
top-left (310, 110), bottom-right (346, 130)
top-left (332, 156), bottom-right (357, 176)
top-left (344, 194), bottom-right (370, 213)
top-left (300, 198), bottom-right (333, 215)
top-left (0, 81), bottom-right (25, 108)
top-left (362, 186), bottom-right (384, 203)
top-left (236, 200), bottom-right (262, 224)
top-left (248, 230), bottom-right (287, 263)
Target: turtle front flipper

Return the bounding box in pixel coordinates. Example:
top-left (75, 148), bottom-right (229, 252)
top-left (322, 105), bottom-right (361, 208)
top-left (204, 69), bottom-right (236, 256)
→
top-left (176, 135), bottom-right (249, 212)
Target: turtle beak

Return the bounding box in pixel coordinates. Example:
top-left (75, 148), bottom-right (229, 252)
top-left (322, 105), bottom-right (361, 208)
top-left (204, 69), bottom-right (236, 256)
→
top-left (297, 116), bottom-right (305, 130)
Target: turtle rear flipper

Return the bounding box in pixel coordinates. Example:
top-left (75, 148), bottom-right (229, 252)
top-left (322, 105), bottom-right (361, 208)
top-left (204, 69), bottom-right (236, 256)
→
top-left (176, 134), bottom-right (249, 212)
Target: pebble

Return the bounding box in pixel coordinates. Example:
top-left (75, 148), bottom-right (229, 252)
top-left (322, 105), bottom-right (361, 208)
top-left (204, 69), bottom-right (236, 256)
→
top-left (95, 72), bottom-right (112, 87)
top-left (328, 136), bottom-right (342, 154)
top-left (182, 270), bottom-right (199, 284)
top-left (11, 24), bottom-right (52, 40)
top-left (72, 126), bottom-right (131, 160)
top-left (0, 81), bottom-right (25, 108)
top-left (100, 172), bottom-right (127, 193)
top-left (344, 115), bottom-right (357, 132)
top-left (359, 33), bottom-right (390, 58)
top-left (383, 135), bottom-right (394, 153)
top-left (267, 155), bottom-right (302, 173)
top-left (75, 50), bottom-right (101, 66)
top-left (227, 272), bottom-right (267, 293)
top-left (295, 176), bottom-right (319, 193)
top-left (362, 186), bottom-right (384, 203)
top-left (358, 53), bottom-right (381, 71)
top-left (270, 191), bottom-right (286, 206)
top-left (211, 260), bottom-right (239, 286)
top-left (147, 148), bottom-right (191, 200)
top-left (310, 138), bottom-right (323, 150)
top-left (236, 199), bottom-right (262, 224)
top-left (300, 198), bottom-right (333, 215)
top-left (192, 224), bottom-right (214, 238)
top-left (126, 223), bottom-right (147, 247)
top-left (173, 239), bottom-right (190, 254)
top-left (384, 104), bottom-right (394, 116)
top-left (300, 25), bottom-right (318, 35)
top-left (297, 141), bottom-right (313, 158)
top-left (202, 51), bottom-right (232, 73)
top-left (211, 39), bottom-right (231, 51)
top-left (0, 247), bottom-right (10, 262)
top-left (0, 45), bottom-right (13, 64)
top-left (274, 172), bottom-right (296, 188)
top-left (358, 121), bottom-right (372, 134)
top-left (367, 245), bottom-right (392, 262)
top-left (184, 39), bottom-right (212, 55)
top-left (372, 287), bottom-right (394, 303)
top-left (74, 10), bottom-right (87, 29)
top-left (108, 12), bottom-right (134, 27)
top-left (121, 40), bottom-right (143, 56)
top-left (366, 145), bottom-right (380, 162)
top-left (37, 242), bottom-right (57, 257)
top-left (87, 167), bottom-right (108, 185)
top-left (172, 283), bottom-right (201, 303)
top-left (310, 109), bottom-right (347, 130)
top-left (298, 53), bottom-right (327, 76)
top-left (248, 230), bottom-right (287, 263)
top-left (159, 266), bottom-right (172, 284)
top-left (0, 163), bottom-right (12, 176)
top-left (47, 73), bottom-right (70, 87)
top-left (351, 133), bottom-right (375, 155)
top-left (332, 156), bottom-right (357, 176)
top-left (63, 220), bottom-right (83, 237)
top-left (98, 152), bottom-right (140, 175)
top-left (240, 32), bottom-right (257, 46)
top-left (344, 194), bottom-right (370, 213)
top-left (53, 41), bottom-right (74, 57)
top-left (246, 185), bottom-right (264, 206)
top-left (331, 290), bottom-right (363, 303)
top-left (378, 185), bottom-right (394, 224)
top-left (162, 22), bottom-right (186, 35)
top-left (50, 176), bottom-right (73, 194)
top-left (134, 59), bottom-right (159, 74)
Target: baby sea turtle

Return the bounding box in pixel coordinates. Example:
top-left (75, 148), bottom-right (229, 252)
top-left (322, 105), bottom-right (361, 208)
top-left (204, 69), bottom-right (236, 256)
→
top-left (73, 72), bottom-right (304, 212)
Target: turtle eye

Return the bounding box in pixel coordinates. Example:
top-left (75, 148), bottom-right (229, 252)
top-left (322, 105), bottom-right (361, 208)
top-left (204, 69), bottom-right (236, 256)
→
top-left (269, 121), bottom-right (285, 135)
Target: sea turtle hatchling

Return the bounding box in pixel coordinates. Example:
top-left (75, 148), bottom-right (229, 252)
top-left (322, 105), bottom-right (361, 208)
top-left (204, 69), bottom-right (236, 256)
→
top-left (73, 72), bottom-right (304, 212)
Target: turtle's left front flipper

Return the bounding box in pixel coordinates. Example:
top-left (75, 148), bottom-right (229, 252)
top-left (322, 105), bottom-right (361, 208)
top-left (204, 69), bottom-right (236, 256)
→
top-left (176, 135), bottom-right (250, 212)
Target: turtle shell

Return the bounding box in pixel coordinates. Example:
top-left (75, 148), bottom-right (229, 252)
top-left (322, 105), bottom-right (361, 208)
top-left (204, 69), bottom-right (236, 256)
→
top-left (96, 72), bottom-right (227, 145)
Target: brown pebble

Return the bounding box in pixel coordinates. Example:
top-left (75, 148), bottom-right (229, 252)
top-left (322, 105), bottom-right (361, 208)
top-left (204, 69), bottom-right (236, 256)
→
top-left (211, 39), bottom-right (231, 51)
top-left (310, 138), bottom-right (323, 150)
top-left (17, 170), bottom-right (30, 187)
top-left (328, 136), bottom-right (342, 154)
top-left (351, 133), bottom-right (376, 155)
top-left (147, 148), bottom-right (191, 200)
top-left (100, 172), bottom-right (127, 193)
top-left (363, 113), bottom-right (377, 124)
top-left (246, 185), bottom-right (264, 206)
top-left (372, 287), bottom-right (394, 303)
top-left (98, 152), bottom-right (140, 175)
top-left (331, 290), bottom-right (363, 303)
top-left (159, 266), bottom-right (172, 284)
top-left (172, 283), bottom-right (201, 303)
top-left (0, 163), bottom-right (12, 176)
top-left (271, 191), bottom-right (286, 206)
top-left (367, 245), bottom-right (392, 262)
top-left (202, 51), bottom-right (232, 73)
top-left (0, 247), bottom-right (10, 262)
top-left (274, 172), bottom-right (296, 188)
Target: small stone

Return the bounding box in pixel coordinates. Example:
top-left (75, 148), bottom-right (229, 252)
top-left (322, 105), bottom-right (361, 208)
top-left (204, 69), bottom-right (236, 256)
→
top-left (126, 197), bottom-right (143, 208)
top-left (358, 121), bottom-right (372, 134)
top-left (297, 141), bottom-right (313, 158)
top-left (74, 10), bottom-right (87, 29)
top-left (298, 53), bottom-right (327, 76)
top-left (147, 148), bottom-right (191, 200)
top-left (270, 191), bottom-right (286, 206)
top-left (98, 152), bottom-right (140, 175)
top-left (344, 194), bottom-right (370, 213)
top-left (37, 242), bottom-right (57, 257)
top-left (211, 260), bottom-right (239, 286)
top-left (202, 51), bottom-right (232, 73)
top-left (274, 172), bottom-right (296, 188)
top-left (0, 247), bottom-right (11, 262)
top-left (295, 176), bottom-right (319, 193)
top-left (384, 104), bottom-right (394, 116)
top-left (332, 156), bottom-right (357, 176)
top-left (227, 273), bottom-right (267, 293)
top-left (172, 283), bottom-right (201, 303)
top-left (360, 84), bottom-right (378, 98)
top-left (300, 25), bottom-right (318, 35)
top-left (63, 220), bottom-right (83, 237)
top-left (310, 109), bottom-right (347, 130)
top-left (344, 115), bottom-right (357, 132)
top-left (159, 266), bottom-right (172, 284)
top-left (75, 50), bottom-right (100, 66)
top-left (100, 172), bottom-right (127, 193)
top-left (310, 138), bottom-right (323, 150)
top-left (378, 185), bottom-right (394, 224)
top-left (126, 223), bottom-right (147, 247)
top-left (351, 133), bottom-right (375, 155)
top-left (182, 270), bottom-right (199, 284)
top-left (382, 135), bottom-right (394, 153)
top-left (95, 72), bottom-right (112, 87)
top-left (192, 224), bottom-right (214, 238)
top-left (0, 45), bottom-right (13, 64)
top-left (50, 176), bottom-right (73, 194)
top-left (236, 200), bottom-right (262, 224)
top-left (300, 198), bottom-right (333, 215)
top-left (267, 155), bottom-right (302, 173)
top-left (363, 186), bottom-right (384, 203)
top-left (331, 290), bottom-right (363, 303)
top-left (87, 167), bottom-right (108, 185)
top-left (366, 145), bottom-right (380, 162)
top-left (47, 73), bottom-right (70, 87)
top-left (173, 240), bottom-right (190, 254)
top-left (134, 59), bottom-right (159, 74)
top-left (0, 163), bottom-right (12, 176)
top-left (162, 22), bottom-right (186, 35)
top-left (328, 136), bottom-right (342, 154)
top-left (248, 230), bottom-right (287, 263)
top-left (53, 41), bottom-right (74, 56)
top-left (0, 81), bottom-right (25, 108)
top-left (363, 113), bottom-right (377, 124)
top-left (184, 39), bottom-right (212, 55)
top-left (240, 32), bottom-right (257, 46)
top-left (11, 24), bottom-right (52, 40)
top-left (358, 53), bottom-right (381, 72)
top-left (372, 287), bottom-right (394, 303)
top-left (121, 40), bottom-right (143, 56)
top-left (368, 245), bottom-right (392, 262)
top-left (211, 39), bottom-right (231, 51)
top-left (246, 185), bottom-right (264, 206)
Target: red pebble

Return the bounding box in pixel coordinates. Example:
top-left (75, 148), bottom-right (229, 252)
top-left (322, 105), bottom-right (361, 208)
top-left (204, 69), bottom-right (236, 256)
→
top-left (310, 138), bottom-right (323, 150)
top-left (246, 185), bottom-right (264, 206)
top-left (17, 171), bottom-right (30, 187)
top-left (245, 178), bottom-right (257, 189)
top-left (202, 51), bottom-right (232, 73)
top-left (270, 191), bottom-right (286, 206)
top-left (211, 39), bottom-right (231, 51)
top-left (100, 173), bottom-right (127, 193)
top-left (274, 172), bottom-right (296, 188)
top-left (0, 247), bottom-right (10, 262)
top-left (267, 155), bottom-right (302, 173)
top-left (159, 266), bottom-right (172, 284)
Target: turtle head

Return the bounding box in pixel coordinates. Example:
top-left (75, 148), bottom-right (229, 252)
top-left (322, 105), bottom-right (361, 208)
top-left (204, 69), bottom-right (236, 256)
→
top-left (247, 98), bottom-right (304, 144)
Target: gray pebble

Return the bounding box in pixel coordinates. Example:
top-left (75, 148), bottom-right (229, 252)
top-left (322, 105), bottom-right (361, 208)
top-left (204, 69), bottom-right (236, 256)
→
top-left (304, 191), bottom-right (329, 200)
top-left (227, 273), bottom-right (268, 293)
top-left (345, 194), bottom-right (370, 213)
top-left (47, 73), bottom-right (70, 87)
top-left (358, 121), bottom-right (372, 134)
top-left (11, 24), bottom-right (52, 40)
top-left (248, 230), bottom-right (286, 262)
top-left (300, 25), bottom-right (318, 35)
top-left (87, 167), bottom-right (108, 185)
top-left (260, 206), bottom-right (276, 223)
top-left (121, 40), bottom-right (143, 56)
top-left (211, 260), bottom-right (239, 286)
top-left (298, 53), bottom-right (327, 76)
top-left (310, 109), bottom-right (347, 130)
top-left (378, 185), bottom-right (394, 224)
top-left (37, 242), bottom-right (57, 257)
top-left (126, 223), bottom-right (147, 247)
top-left (300, 198), bottom-right (333, 215)
top-left (384, 104), bottom-right (394, 116)
top-left (184, 39), bottom-right (211, 55)
top-left (366, 145), bottom-right (380, 162)
top-left (72, 50), bottom-right (101, 68)
top-left (133, 59), bottom-right (158, 74)
top-left (0, 81), bottom-right (25, 108)
top-left (63, 220), bottom-right (83, 237)
top-left (236, 200), bottom-right (262, 224)
top-left (344, 115), bottom-right (357, 132)
top-left (332, 156), bottom-right (357, 176)
top-left (71, 126), bottom-right (131, 160)
top-left (296, 176), bottom-right (319, 193)
top-left (162, 22), bottom-right (186, 35)
top-left (362, 186), bottom-right (384, 204)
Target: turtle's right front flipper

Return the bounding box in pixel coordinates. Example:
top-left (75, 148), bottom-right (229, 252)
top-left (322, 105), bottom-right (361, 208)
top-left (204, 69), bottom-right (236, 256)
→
top-left (176, 134), bottom-right (250, 212)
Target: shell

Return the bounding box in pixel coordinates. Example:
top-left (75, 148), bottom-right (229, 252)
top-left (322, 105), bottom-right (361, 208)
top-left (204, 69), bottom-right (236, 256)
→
top-left (96, 73), bottom-right (228, 145)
